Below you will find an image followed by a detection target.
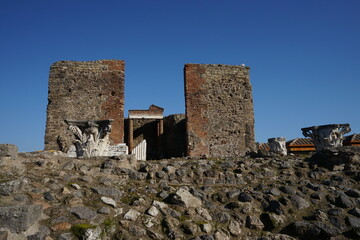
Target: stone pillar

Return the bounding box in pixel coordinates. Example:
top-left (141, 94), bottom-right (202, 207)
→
top-left (128, 119), bottom-right (134, 153)
top-left (302, 124), bottom-right (351, 151)
top-left (268, 137), bottom-right (287, 156)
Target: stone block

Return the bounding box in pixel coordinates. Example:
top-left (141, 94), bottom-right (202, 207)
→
top-left (0, 144), bottom-right (18, 160)
top-left (0, 204), bottom-right (43, 233)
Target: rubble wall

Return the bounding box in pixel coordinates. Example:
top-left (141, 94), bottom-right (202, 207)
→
top-left (44, 60), bottom-right (125, 150)
top-left (184, 64), bottom-right (255, 157)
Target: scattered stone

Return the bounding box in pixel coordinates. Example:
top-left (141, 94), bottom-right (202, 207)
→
top-left (146, 206), bottom-right (159, 217)
top-left (70, 206), bottom-right (97, 220)
top-left (169, 187), bottom-right (202, 208)
top-left (246, 215), bottom-right (264, 230)
top-left (228, 220), bottom-right (242, 236)
top-left (290, 195), bottom-right (310, 209)
top-left (345, 188), bottom-right (360, 198)
top-left (196, 207), bottom-right (212, 221)
top-left (238, 192), bottom-right (252, 202)
top-left (0, 204), bottom-right (43, 233)
top-left (346, 216), bottom-right (360, 228)
top-left (91, 187), bottom-right (122, 199)
top-left (43, 192), bottom-right (55, 201)
top-left (100, 196), bottom-right (117, 208)
top-left (98, 207), bottom-right (111, 214)
top-left (335, 193), bottom-right (354, 208)
top-left (58, 233), bottom-right (73, 240)
top-left (213, 230), bottom-right (230, 240)
top-left (124, 209), bottom-right (141, 221)
top-left (201, 223), bottom-right (212, 233)
top-left (0, 178), bottom-right (28, 196)
top-left (349, 207), bottom-right (360, 217)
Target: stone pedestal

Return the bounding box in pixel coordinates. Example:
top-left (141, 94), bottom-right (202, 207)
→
top-left (268, 137), bottom-right (287, 156)
top-left (301, 124), bottom-right (351, 151)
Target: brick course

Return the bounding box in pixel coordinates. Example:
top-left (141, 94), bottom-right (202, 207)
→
top-left (44, 60), bottom-right (125, 150)
top-left (184, 64), bottom-right (255, 157)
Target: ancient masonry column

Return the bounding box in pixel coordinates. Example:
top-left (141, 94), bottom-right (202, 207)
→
top-left (128, 119), bottom-right (134, 153)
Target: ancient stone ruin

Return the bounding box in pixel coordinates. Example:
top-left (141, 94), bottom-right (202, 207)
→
top-left (302, 124), bottom-right (351, 151)
top-left (184, 64), bottom-right (256, 158)
top-left (44, 60), bottom-right (125, 156)
top-left (44, 60), bottom-right (256, 159)
top-left (268, 137), bottom-right (287, 156)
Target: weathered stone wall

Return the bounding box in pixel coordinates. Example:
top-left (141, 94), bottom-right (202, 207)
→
top-left (44, 60), bottom-right (125, 150)
top-left (184, 64), bottom-right (255, 157)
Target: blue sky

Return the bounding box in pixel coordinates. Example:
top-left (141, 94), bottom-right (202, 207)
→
top-left (0, 0), bottom-right (359, 152)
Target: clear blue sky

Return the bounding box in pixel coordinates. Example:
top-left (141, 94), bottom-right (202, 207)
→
top-left (1, 0), bottom-right (359, 152)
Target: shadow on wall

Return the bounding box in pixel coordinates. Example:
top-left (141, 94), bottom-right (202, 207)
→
top-left (124, 114), bottom-right (186, 160)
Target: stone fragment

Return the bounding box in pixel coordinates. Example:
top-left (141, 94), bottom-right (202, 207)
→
top-left (280, 186), bottom-right (297, 195)
top-left (346, 216), bottom-right (360, 228)
top-left (215, 212), bottom-right (231, 223)
top-left (58, 233), bottom-right (73, 240)
top-left (312, 221), bottom-right (341, 237)
top-left (71, 184), bottom-right (81, 190)
top-left (27, 232), bottom-right (45, 240)
top-left (146, 206), bottom-right (159, 217)
top-left (196, 207), bottom-right (212, 221)
top-left (62, 187), bottom-right (71, 195)
top-left (228, 220), bottom-right (242, 236)
top-left (0, 204), bottom-right (43, 233)
top-left (238, 192), bottom-right (252, 202)
top-left (268, 137), bottom-right (287, 156)
top-left (289, 221), bottom-right (320, 238)
top-left (345, 189), bottom-right (360, 198)
top-left (100, 197), bottom-right (116, 208)
top-left (201, 223), bottom-right (212, 233)
top-left (129, 225), bottom-right (146, 237)
top-left (181, 222), bottom-right (198, 235)
top-left (213, 230), bottom-right (230, 240)
top-left (349, 207), bottom-right (360, 217)
top-left (70, 206), bottom-right (97, 220)
top-left (152, 200), bottom-right (168, 211)
top-left (91, 187), bottom-right (122, 199)
top-left (290, 195), bottom-right (310, 209)
top-left (62, 162), bottom-right (75, 171)
top-left (0, 178), bottom-right (28, 196)
top-left (124, 209), bottom-right (140, 221)
top-left (98, 207), bottom-right (110, 215)
top-left (169, 187), bottom-right (202, 208)
top-left (246, 215), bottom-right (264, 230)
top-left (0, 144), bottom-right (18, 160)
top-left (84, 226), bottom-right (102, 240)
top-left (43, 192), bottom-right (55, 201)
top-left (335, 193), bottom-right (354, 208)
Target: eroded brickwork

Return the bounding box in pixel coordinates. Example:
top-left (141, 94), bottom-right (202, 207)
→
top-left (184, 64), bottom-right (255, 157)
top-left (45, 60), bottom-right (125, 150)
